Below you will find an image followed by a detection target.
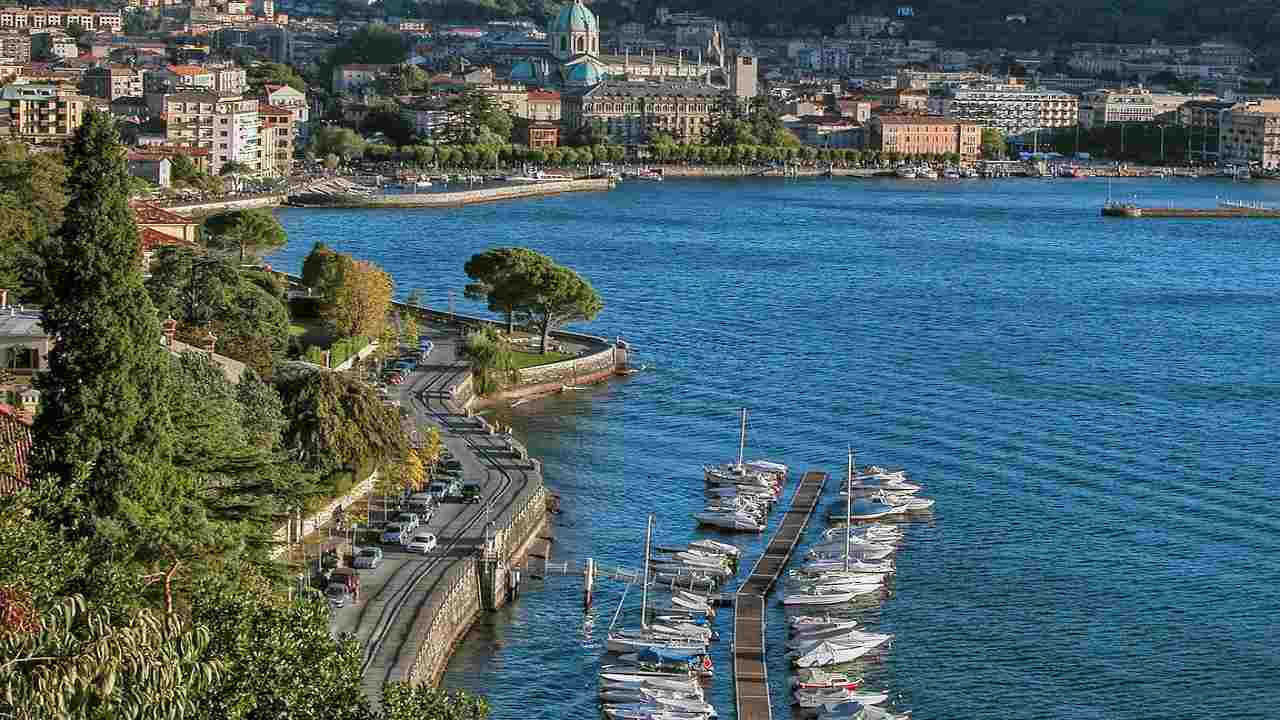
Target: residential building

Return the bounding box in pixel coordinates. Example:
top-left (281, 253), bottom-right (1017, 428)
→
top-left (0, 400), bottom-right (33, 493)
top-left (519, 89), bottom-right (560, 147)
top-left (0, 83), bottom-right (89, 142)
top-left (1179, 99), bottom-right (1238, 164)
top-left (941, 86), bottom-right (1079, 136)
top-left (30, 30), bottom-right (76, 60)
top-left (81, 64), bottom-right (145, 100)
top-left (868, 88), bottom-right (929, 112)
top-left (332, 63), bottom-right (395, 94)
top-left (152, 64), bottom-right (216, 92)
top-left (132, 202), bottom-right (199, 272)
top-left (0, 7), bottom-right (122, 32)
top-left (0, 30), bottom-right (31, 62)
top-left (0, 301), bottom-right (48, 377)
top-left (257, 102), bottom-right (293, 176)
top-left (1079, 88), bottom-right (1156, 128)
top-left (1079, 87), bottom-right (1214, 128)
top-left (399, 100), bottom-right (450, 139)
top-left (163, 93), bottom-right (260, 173)
top-left (262, 83), bottom-right (309, 140)
top-left (1220, 101), bottom-right (1280, 170)
top-left (728, 53), bottom-right (758, 100)
top-left (868, 115), bottom-right (982, 157)
top-left (211, 96), bottom-right (259, 173)
top-left (126, 151), bottom-right (172, 188)
top-left (562, 80), bottom-right (722, 145)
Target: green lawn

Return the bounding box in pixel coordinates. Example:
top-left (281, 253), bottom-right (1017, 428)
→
top-left (288, 323), bottom-right (308, 337)
top-left (509, 349), bottom-right (574, 370)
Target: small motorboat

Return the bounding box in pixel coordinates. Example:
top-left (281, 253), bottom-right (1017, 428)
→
top-left (791, 640), bottom-right (876, 668)
top-left (828, 498), bottom-right (902, 523)
top-left (693, 510), bottom-right (764, 532)
top-left (792, 668), bottom-right (863, 690)
top-left (781, 586), bottom-right (878, 605)
top-left (794, 686), bottom-right (889, 708)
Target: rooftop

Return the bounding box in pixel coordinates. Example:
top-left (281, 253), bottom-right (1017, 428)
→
top-left (131, 202), bottom-right (194, 226)
top-left (0, 307), bottom-right (44, 338)
top-left (167, 64), bottom-right (212, 76)
top-left (140, 227), bottom-right (195, 251)
top-left (577, 80), bottom-right (724, 99)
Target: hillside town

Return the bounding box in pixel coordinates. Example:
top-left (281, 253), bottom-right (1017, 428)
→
top-left (0, 0), bottom-right (1278, 180)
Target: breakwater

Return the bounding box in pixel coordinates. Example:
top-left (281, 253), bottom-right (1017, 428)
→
top-left (1101, 203), bottom-right (1280, 219)
top-left (288, 179), bottom-right (614, 209)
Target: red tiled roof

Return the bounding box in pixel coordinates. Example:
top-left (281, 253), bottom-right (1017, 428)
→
top-left (140, 227), bottom-right (195, 251)
top-left (0, 403), bottom-right (33, 495)
top-left (130, 201), bottom-right (195, 226)
top-left (528, 90), bottom-right (560, 101)
top-left (167, 64), bottom-right (210, 76)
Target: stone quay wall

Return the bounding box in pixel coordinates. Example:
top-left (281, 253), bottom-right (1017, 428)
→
top-left (402, 556), bottom-right (481, 687)
top-left (289, 179), bottom-right (613, 209)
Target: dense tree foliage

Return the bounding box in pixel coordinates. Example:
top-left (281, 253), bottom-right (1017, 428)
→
top-left (246, 61), bottom-right (307, 93)
top-left (301, 243), bottom-right (394, 339)
top-left (276, 367), bottom-right (408, 478)
top-left (462, 248), bottom-right (603, 355)
top-left (462, 325), bottom-right (517, 395)
top-left (33, 110), bottom-right (173, 526)
top-left (322, 24), bottom-right (410, 92)
top-left (442, 89), bottom-right (514, 146)
top-left (314, 126), bottom-right (367, 161)
top-left (0, 142), bottom-right (68, 301)
top-left (204, 208), bottom-right (288, 264)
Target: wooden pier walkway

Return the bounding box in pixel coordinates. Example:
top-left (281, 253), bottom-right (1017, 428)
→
top-left (733, 470), bottom-right (829, 720)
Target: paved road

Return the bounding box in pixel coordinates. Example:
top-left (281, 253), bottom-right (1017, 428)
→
top-left (327, 321), bottom-right (543, 701)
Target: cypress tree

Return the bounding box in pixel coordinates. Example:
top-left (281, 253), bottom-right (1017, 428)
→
top-left (33, 110), bottom-right (172, 521)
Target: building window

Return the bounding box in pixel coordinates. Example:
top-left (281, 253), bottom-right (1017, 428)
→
top-left (576, 36), bottom-right (584, 53)
top-left (560, 36), bottom-right (567, 52)
top-left (4, 346), bottom-right (38, 370)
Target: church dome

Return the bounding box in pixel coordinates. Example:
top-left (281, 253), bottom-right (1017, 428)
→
top-left (566, 61), bottom-right (603, 85)
top-left (552, 0), bottom-right (598, 34)
top-left (510, 60), bottom-right (538, 82)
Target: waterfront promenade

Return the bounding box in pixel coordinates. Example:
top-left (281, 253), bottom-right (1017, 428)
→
top-left (733, 471), bottom-right (829, 720)
top-left (328, 321), bottom-right (545, 702)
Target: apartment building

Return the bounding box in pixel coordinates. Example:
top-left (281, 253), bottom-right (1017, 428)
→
top-left (562, 81), bottom-right (722, 145)
top-left (1179, 99), bottom-right (1238, 164)
top-left (257, 102), bottom-right (293, 176)
top-left (1220, 101), bottom-right (1280, 170)
top-left (332, 63), bottom-right (395, 94)
top-left (262, 83), bottom-right (308, 140)
top-left (0, 83), bottom-right (88, 142)
top-left (868, 115), bottom-right (982, 157)
top-left (0, 30), bottom-right (30, 62)
top-left (520, 89), bottom-right (560, 148)
top-left (0, 7), bottom-right (122, 32)
top-left (941, 86), bottom-right (1079, 136)
top-left (1080, 87), bottom-right (1215, 129)
top-left (163, 93), bottom-right (259, 173)
top-left (149, 64), bottom-right (246, 95)
top-left (81, 64), bottom-right (145, 100)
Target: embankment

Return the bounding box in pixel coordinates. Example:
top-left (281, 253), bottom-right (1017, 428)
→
top-left (165, 193), bottom-right (286, 216)
top-left (288, 178), bottom-right (614, 209)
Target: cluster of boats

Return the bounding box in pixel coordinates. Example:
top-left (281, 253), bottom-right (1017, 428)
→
top-left (598, 518), bottom-right (739, 720)
top-left (894, 165), bottom-right (977, 180)
top-left (694, 410), bottom-right (789, 533)
top-left (778, 454), bottom-right (934, 719)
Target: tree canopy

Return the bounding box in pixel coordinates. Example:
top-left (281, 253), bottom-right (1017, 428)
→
top-left (442, 90), bottom-right (514, 146)
top-left (204, 208), bottom-right (288, 264)
top-left (462, 248), bottom-right (603, 354)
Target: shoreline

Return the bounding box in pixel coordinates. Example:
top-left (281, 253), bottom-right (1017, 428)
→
top-left (287, 178), bottom-right (614, 209)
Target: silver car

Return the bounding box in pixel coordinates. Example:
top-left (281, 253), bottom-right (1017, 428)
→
top-left (352, 547), bottom-right (383, 569)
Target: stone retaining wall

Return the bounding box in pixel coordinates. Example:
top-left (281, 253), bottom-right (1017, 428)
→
top-left (290, 179), bottom-right (613, 209)
top-left (402, 556), bottom-right (481, 686)
top-left (269, 470), bottom-right (379, 559)
top-left (166, 194), bottom-right (286, 216)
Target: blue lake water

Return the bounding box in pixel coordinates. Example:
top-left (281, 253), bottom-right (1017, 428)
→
top-left (271, 176), bottom-right (1280, 720)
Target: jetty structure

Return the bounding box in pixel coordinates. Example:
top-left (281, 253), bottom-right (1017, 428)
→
top-left (733, 470), bottom-right (829, 720)
top-left (1102, 199), bottom-right (1280, 219)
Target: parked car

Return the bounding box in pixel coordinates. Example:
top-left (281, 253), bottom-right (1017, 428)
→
top-left (442, 459), bottom-right (463, 472)
top-left (394, 512), bottom-right (420, 532)
top-left (406, 492), bottom-right (435, 515)
top-left (427, 481), bottom-right (448, 499)
top-left (325, 582), bottom-right (351, 608)
top-left (353, 547), bottom-right (383, 569)
top-left (381, 523), bottom-right (408, 544)
top-left (404, 532), bottom-right (438, 554)
top-left (461, 480), bottom-right (482, 504)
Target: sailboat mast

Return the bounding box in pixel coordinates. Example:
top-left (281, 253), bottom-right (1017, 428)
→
top-left (845, 447), bottom-right (853, 572)
top-left (640, 514), bottom-right (653, 630)
top-left (737, 408), bottom-right (747, 467)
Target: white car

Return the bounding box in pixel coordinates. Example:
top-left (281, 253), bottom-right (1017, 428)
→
top-left (404, 532), bottom-right (438, 554)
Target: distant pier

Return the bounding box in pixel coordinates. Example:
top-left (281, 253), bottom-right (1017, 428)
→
top-left (1102, 200), bottom-right (1280, 219)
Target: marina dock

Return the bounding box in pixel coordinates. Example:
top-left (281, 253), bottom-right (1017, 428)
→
top-left (1102, 201), bottom-right (1280, 219)
top-left (733, 470), bottom-right (829, 720)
